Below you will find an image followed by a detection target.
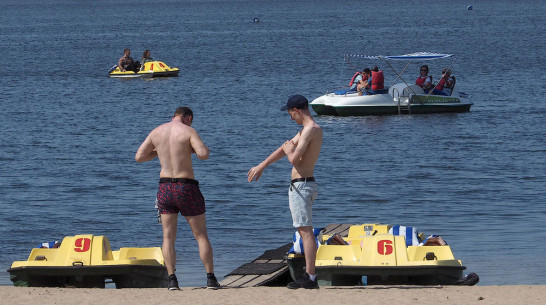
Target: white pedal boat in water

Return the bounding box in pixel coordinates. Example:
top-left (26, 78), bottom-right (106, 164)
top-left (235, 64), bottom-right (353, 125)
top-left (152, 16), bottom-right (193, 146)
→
top-left (311, 52), bottom-right (473, 116)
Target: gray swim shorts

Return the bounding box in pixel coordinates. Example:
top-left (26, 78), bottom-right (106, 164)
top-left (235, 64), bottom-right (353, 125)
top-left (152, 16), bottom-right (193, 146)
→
top-left (288, 179), bottom-right (318, 228)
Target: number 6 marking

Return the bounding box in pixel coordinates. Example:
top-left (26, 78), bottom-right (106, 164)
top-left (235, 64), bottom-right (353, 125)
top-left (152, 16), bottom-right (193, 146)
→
top-left (377, 239), bottom-right (393, 255)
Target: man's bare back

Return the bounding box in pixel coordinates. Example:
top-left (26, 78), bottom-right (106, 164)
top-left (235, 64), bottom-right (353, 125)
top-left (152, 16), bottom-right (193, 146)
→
top-left (135, 111), bottom-right (209, 178)
top-left (134, 107), bottom-right (219, 289)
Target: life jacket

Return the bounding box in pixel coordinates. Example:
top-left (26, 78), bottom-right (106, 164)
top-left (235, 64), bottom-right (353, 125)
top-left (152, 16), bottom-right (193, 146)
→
top-left (435, 76), bottom-right (454, 91)
top-left (415, 76), bottom-right (431, 88)
top-left (371, 70), bottom-right (384, 90)
top-left (349, 71), bottom-right (361, 87)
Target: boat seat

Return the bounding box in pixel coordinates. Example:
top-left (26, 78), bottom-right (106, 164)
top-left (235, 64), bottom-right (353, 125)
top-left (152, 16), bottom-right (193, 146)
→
top-left (447, 76), bottom-right (456, 96)
top-left (348, 224), bottom-right (391, 239)
top-left (407, 245), bottom-right (456, 261)
top-left (116, 247), bottom-right (165, 262)
top-left (402, 85), bottom-right (425, 96)
top-left (28, 248), bottom-right (59, 262)
top-left (432, 76), bottom-right (456, 96)
top-left (316, 244), bottom-right (361, 262)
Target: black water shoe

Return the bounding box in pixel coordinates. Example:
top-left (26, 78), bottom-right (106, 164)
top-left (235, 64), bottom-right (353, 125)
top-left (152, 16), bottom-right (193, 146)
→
top-left (207, 273), bottom-right (221, 289)
top-left (287, 272), bottom-right (319, 289)
top-left (456, 272), bottom-right (480, 286)
top-left (168, 274), bottom-right (180, 290)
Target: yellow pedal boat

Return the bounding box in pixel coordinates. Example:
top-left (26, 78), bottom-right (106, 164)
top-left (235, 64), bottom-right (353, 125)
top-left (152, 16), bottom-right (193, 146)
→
top-left (108, 61), bottom-right (179, 78)
top-left (287, 224), bottom-right (468, 286)
top-left (7, 235), bottom-right (168, 288)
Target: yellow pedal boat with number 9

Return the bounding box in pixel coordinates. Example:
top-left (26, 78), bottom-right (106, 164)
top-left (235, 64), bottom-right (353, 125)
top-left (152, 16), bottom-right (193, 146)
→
top-left (108, 61), bottom-right (179, 78)
top-left (287, 223), bottom-right (473, 286)
top-left (7, 235), bottom-right (168, 288)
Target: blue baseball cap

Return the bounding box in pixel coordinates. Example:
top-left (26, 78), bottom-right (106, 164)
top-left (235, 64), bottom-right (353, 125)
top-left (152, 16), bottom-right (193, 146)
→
top-left (281, 94), bottom-right (308, 111)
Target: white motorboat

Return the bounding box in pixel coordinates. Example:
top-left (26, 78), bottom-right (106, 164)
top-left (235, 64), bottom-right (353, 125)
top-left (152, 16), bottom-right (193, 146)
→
top-left (311, 52), bottom-right (473, 116)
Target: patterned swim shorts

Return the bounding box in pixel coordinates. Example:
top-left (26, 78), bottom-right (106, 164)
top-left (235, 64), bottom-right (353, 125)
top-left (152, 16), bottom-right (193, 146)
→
top-left (156, 178), bottom-right (205, 216)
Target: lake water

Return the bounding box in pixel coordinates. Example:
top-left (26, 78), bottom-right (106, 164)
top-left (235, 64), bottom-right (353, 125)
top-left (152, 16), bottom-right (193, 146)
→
top-left (0, 0), bottom-right (545, 287)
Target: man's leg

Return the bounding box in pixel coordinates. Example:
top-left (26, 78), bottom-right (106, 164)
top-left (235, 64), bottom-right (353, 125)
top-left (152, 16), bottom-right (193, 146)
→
top-left (186, 213), bottom-right (220, 289)
top-left (185, 214), bottom-right (213, 273)
top-left (287, 225), bottom-right (319, 289)
top-left (161, 213), bottom-right (178, 275)
top-left (298, 226), bottom-right (316, 275)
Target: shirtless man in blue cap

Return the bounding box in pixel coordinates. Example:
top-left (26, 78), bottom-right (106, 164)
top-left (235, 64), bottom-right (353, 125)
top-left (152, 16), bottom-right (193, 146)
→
top-left (248, 94), bottom-right (323, 289)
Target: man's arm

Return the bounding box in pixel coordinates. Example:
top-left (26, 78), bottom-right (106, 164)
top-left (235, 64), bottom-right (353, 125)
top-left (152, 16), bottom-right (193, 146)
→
top-left (118, 57), bottom-right (126, 72)
top-left (135, 135), bottom-right (157, 162)
top-left (359, 78), bottom-right (370, 89)
top-left (247, 144), bottom-right (288, 182)
top-left (283, 129), bottom-right (310, 166)
top-left (190, 129), bottom-right (209, 160)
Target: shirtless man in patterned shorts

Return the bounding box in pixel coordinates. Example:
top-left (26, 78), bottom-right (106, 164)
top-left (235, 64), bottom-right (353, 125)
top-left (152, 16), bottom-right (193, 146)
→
top-left (135, 107), bottom-right (220, 290)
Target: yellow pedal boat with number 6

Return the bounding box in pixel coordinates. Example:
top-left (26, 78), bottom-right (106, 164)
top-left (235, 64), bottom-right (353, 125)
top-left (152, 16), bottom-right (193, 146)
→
top-left (7, 235), bottom-right (168, 288)
top-left (287, 223), bottom-right (472, 286)
top-left (108, 61), bottom-right (180, 78)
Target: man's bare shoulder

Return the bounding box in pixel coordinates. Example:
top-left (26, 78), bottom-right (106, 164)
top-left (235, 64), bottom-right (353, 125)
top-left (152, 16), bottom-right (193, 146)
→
top-left (303, 121), bottom-right (322, 137)
top-left (149, 121), bottom-right (170, 135)
top-left (159, 121), bottom-right (199, 138)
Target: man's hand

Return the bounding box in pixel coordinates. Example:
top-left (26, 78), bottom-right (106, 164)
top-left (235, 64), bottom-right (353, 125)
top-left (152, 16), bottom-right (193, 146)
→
top-left (282, 140), bottom-right (296, 154)
top-left (247, 165), bottom-right (265, 182)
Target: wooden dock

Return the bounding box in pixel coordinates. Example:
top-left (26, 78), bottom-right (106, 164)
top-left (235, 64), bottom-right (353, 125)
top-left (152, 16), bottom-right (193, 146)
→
top-left (220, 224), bottom-right (352, 287)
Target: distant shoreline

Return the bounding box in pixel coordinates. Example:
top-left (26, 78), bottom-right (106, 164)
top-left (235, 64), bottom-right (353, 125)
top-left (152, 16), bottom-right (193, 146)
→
top-left (2, 285), bottom-right (545, 305)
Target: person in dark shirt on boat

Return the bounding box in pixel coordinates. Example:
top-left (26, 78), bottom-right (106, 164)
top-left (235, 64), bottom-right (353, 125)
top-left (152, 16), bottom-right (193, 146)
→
top-left (248, 94), bottom-right (323, 289)
top-left (118, 48), bottom-right (140, 72)
top-left (135, 107), bottom-right (220, 291)
top-left (357, 68), bottom-right (372, 95)
top-left (432, 68), bottom-right (456, 96)
top-left (141, 49), bottom-right (153, 65)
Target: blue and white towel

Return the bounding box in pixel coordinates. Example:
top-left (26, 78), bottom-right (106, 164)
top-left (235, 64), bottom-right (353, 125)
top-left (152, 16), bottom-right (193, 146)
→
top-left (389, 225), bottom-right (421, 246)
top-left (288, 228), bottom-right (323, 255)
top-left (38, 241), bottom-right (60, 248)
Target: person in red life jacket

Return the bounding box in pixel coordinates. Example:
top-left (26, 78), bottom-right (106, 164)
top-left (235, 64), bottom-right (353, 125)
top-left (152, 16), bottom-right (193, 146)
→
top-left (433, 68), bottom-right (456, 96)
top-left (370, 66), bottom-right (384, 91)
top-left (357, 68), bottom-right (372, 95)
top-left (415, 65), bottom-right (433, 92)
top-left (349, 70), bottom-right (365, 91)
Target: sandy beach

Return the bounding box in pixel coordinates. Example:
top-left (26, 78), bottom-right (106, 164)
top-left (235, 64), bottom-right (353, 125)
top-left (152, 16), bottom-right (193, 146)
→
top-left (1, 285), bottom-right (544, 305)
